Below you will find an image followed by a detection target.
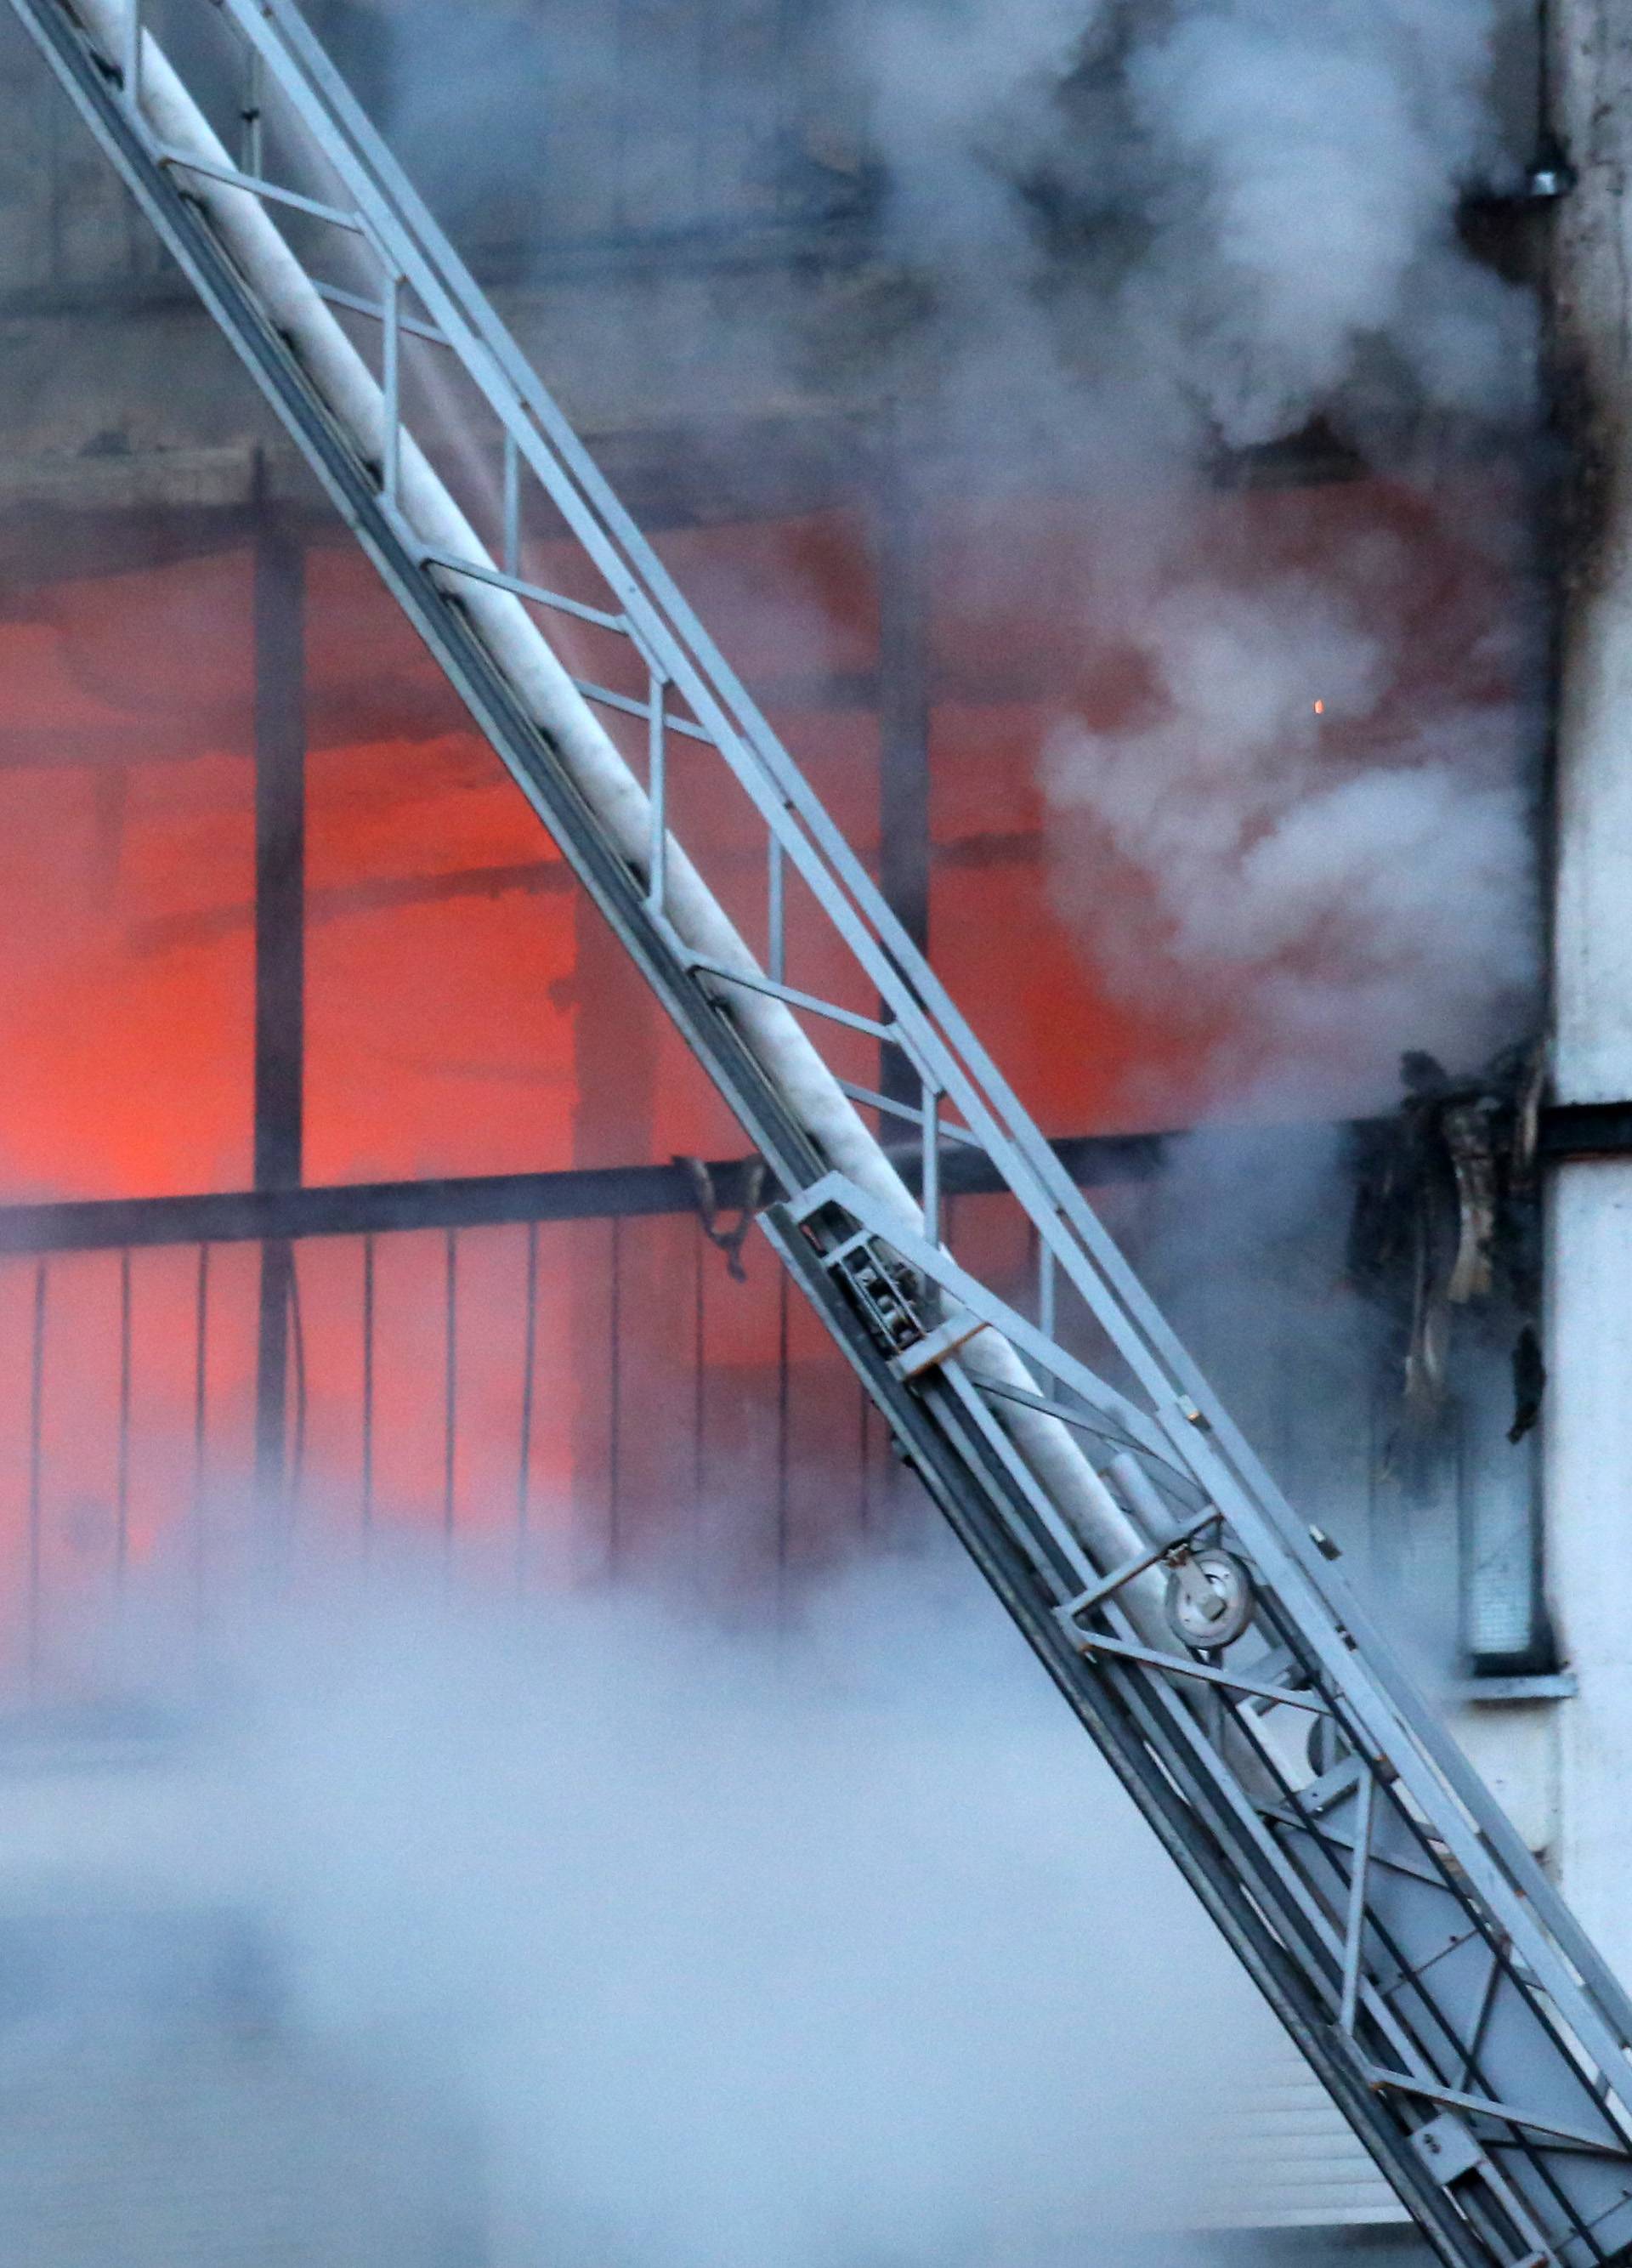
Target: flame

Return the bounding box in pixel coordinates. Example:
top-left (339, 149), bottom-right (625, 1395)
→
top-left (1313, 699), bottom-right (1325, 716)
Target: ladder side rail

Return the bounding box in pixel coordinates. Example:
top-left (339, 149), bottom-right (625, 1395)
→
top-left (924, 1278), bottom-right (1632, 2255)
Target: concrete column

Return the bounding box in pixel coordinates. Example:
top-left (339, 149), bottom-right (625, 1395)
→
top-left (1544, 0), bottom-right (1632, 1977)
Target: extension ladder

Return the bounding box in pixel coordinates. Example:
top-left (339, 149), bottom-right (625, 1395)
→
top-left (13, 4), bottom-right (1632, 2259)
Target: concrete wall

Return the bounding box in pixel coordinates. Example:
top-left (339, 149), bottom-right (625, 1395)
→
top-left (1546, 0), bottom-right (1632, 1981)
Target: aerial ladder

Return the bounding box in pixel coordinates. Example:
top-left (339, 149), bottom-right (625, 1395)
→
top-left (11, 3), bottom-right (1632, 2259)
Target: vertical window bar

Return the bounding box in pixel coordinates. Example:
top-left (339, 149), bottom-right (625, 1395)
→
top-left (647, 668), bottom-right (668, 916)
top-left (26, 1259), bottom-right (47, 1694)
top-left (192, 1245), bottom-right (211, 1629)
top-left (382, 269), bottom-right (401, 508)
top-left (360, 1233), bottom-right (375, 1553)
top-left (517, 1218), bottom-right (539, 1591)
top-left (768, 835), bottom-right (785, 984)
top-left (776, 1267), bottom-right (790, 1599)
top-left (288, 1253), bottom-right (307, 1528)
top-left (921, 1082), bottom-right (942, 1247)
top-left (502, 429), bottom-right (521, 579)
top-left (692, 1218), bottom-right (706, 1559)
top-left (857, 1385), bottom-right (871, 1533)
top-left (116, 1250), bottom-right (132, 1596)
top-left (443, 1228), bottom-right (458, 1556)
top-left (608, 1216), bottom-right (623, 1573)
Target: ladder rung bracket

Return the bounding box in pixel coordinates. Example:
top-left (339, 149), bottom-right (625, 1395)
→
top-left (1266, 1812), bottom-right (1450, 1894)
top-left (1074, 1628), bottom-right (1334, 1715)
top-left (155, 142), bottom-right (364, 232)
top-left (573, 677), bottom-right (713, 742)
top-left (836, 1076), bottom-right (988, 1148)
top-left (686, 961), bottom-right (898, 1042)
top-left (422, 548), bottom-right (631, 635)
top-left (316, 277), bottom-right (450, 347)
top-left (1054, 1507), bottom-right (1220, 1623)
top-left (974, 1374), bottom-right (1203, 1488)
top-left (1357, 2063), bottom-right (1632, 2157)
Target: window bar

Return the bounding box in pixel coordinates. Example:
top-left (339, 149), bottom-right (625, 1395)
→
top-left (288, 1252), bottom-right (308, 1522)
top-left (608, 1216), bottom-right (623, 1574)
top-left (692, 1220), bottom-right (706, 1554)
top-left (360, 1233), bottom-right (375, 1553)
top-left (857, 1385), bottom-right (871, 1532)
top-left (442, 1228), bottom-right (458, 1554)
top-left (516, 1218), bottom-right (539, 1591)
top-left (768, 833), bottom-right (785, 984)
top-left (382, 268), bottom-right (401, 509)
top-left (192, 1244), bottom-right (211, 1627)
top-left (116, 1250), bottom-right (132, 1594)
top-left (502, 429), bottom-right (521, 580)
top-left (921, 1081), bottom-right (942, 1247)
top-left (26, 1258), bottom-right (46, 1692)
top-left (647, 666), bottom-right (667, 916)
top-left (776, 1267), bottom-right (790, 1597)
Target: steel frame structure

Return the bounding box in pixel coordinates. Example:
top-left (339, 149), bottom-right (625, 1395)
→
top-left (12, 3), bottom-right (1632, 2260)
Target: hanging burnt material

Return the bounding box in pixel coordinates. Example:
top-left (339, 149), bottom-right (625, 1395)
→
top-left (1348, 1043), bottom-right (1545, 1443)
top-left (677, 1154), bottom-right (768, 1282)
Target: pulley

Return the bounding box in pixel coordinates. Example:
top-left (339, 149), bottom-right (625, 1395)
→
top-left (1164, 1546), bottom-right (1255, 1652)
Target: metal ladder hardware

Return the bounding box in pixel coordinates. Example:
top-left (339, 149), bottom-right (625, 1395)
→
top-left (14, 3), bottom-right (1632, 2260)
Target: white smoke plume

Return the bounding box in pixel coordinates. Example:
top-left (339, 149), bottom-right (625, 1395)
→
top-left (1040, 542), bottom-right (1537, 1108)
top-left (6, 1554), bottom-right (1287, 2268)
top-left (1115, 0), bottom-right (1533, 450)
top-left (843, 0), bottom-right (1540, 1110)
